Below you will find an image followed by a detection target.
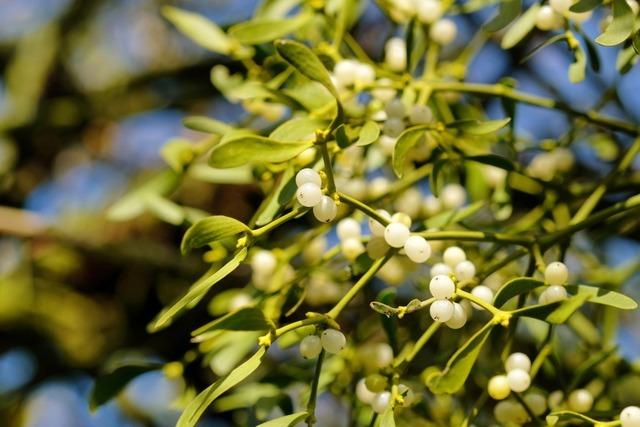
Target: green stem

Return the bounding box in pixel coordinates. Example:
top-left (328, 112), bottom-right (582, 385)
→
top-left (402, 321), bottom-right (441, 365)
top-left (456, 289), bottom-right (506, 318)
top-left (327, 253), bottom-right (392, 319)
top-left (418, 230), bottom-right (533, 246)
top-left (252, 207), bottom-right (307, 237)
top-left (338, 192), bottom-right (391, 226)
top-left (306, 350), bottom-right (325, 426)
top-left (318, 141), bottom-right (337, 196)
top-left (274, 316), bottom-right (327, 339)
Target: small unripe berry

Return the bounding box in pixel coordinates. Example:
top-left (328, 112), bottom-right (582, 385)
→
top-left (296, 168), bottom-right (321, 187)
top-left (430, 18), bottom-right (457, 45)
top-left (455, 260), bottom-right (476, 281)
top-left (334, 59), bottom-right (359, 86)
top-left (443, 246), bottom-right (466, 268)
top-left (391, 212), bottom-right (412, 228)
top-left (369, 210), bottom-right (391, 237)
top-left (337, 218), bottom-right (361, 241)
top-left (385, 37), bottom-right (407, 71)
top-left (384, 222), bottom-right (411, 248)
top-left (356, 378), bottom-right (377, 404)
top-left (568, 389), bottom-right (593, 413)
top-left (524, 392), bottom-right (547, 416)
top-left (505, 352), bottom-right (531, 373)
top-left (416, 0), bottom-right (442, 23)
top-left (251, 250), bottom-right (277, 276)
top-left (385, 99), bottom-right (406, 118)
top-left (404, 235), bottom-right (432, 263)
top-left (354, 62), bottom-right (375, 85)
top-left (494, 400), bottom-right (518, 424)
top-left (302, 236), bottom-right (327, 264)
top-left (365, 374), bottom-right (388, 392)
top-left (430, 262), bottom-right (452, 277)
top-left (342, 238), bottom-right (365, 261)
top-left (545, 285), bottom-right (568, 303)
top-left (313, 195), bottom-right (337, 223)
top-left (545, 261), bottom-right (569, 285)
top-left (383, 117), bottom-right (406, 137)
top-left (536, 5), bottom-right (564, 30)
top-left (470, 285), bottom-right (494, 310)
top-left (372, 391), bottom-right (392, 414)
top-left (373, 343), bottom-right (394, 368)
top-left (296, 183), bottom-right (323, 207)
top-left (321, 329), bottom-right (346, 354)
top-left (422, 194), bottom-right (442, 216)
top-left (488, 375), bottom-right (511, 400)
top-left (300, 335), bottom-right (322, 359)
top-left (369, 177), bottom-right (391, 199)
top-left (507, 368), bottom-right (531, 393)
top-left (430, 299), bottom-right (454, 322)
top-left (409, 104), bottom-right (433, 125)
top-left (620, 406), bottom-right (640, 427)
top-left (548, 390), bottom-right (564, 410)
top-left (445, 302), bottom-right (467, 329)
top-left (430, 274), bottom-right (456, 299)
top-left (440, 184), bottom-right (466, 210)
top-left (371, 78), bottom-right (396, 102)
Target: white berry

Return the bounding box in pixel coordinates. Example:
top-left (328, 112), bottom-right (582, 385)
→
top-left (372, 391), bottom-right (391, 414)
top-left (505, 352), bottom-right (531, 373)
top-left (507, 368), bottom-right (531, 393)
top-left (334, 59), bottom-right (359, 86)
top-left (548, 390), bottom-right (564, 410)
top-left (296, 168), bottom-right (321, 187)
top-left (443, 246), bottom-right (466, 268)
top-left (296, 183), bottom-right (323, 207)
top-left (337, 218), bottom-right (361, 241)
top-left (384, 222), bottom-right (411, 248)
top-left (321, 329), bottom-right (346, 354)
top-left (416, 0), bottom-right (442, 23)
top-left (409, 104), bottom-right (433, 125)
top-left (431, 262), bottom-right (452, 277)
top-left (385, 37), bottom-right (407, 71)
top-left (455, 260), bottom-right (476, 281)
top-left (373, 343), bottom-right (394, 368)
top-left (385, 99), bottom-right (406, 118)
top-left (545, 261), bottom-right (568, 285)
top-left (313, 195), bottom-right (337, 223)
top-left (383, 117), bottom-right (406, 137)
top-left (368, 210), bottom-right (391, 237)
top-left (621, 406), bottom-right (640, 427)
top-left (369, 177), bottom-right (391, 199)
top-left (404, 235), bottom-right (432, 263)
top-left (488, 375), bottom-right (511, 400)
top-left (422, 194), bottom-right (442, 216)
top-left (430, 18), bottom-right (457, 45)
top-left (446, 302), bottom-right (467, 329)
top-left (440, 184), bottom-right (466, 209)
top-left (251, 250), bottom-right (277, 276)
top-left (342, 237), bottom-right (365, 261)
top-left (429, 274), bottom-right (456, 299)
top-left (568, 389), bottom-right (593, 413)
top-left (524, 392), bottom-right (548, 416)
top-left (356, 378), bottom-right (377, 404)
top-left (354, 62), bottom-right (375, 85)
top-left (545, 285), bottom-right (568, 303)
top-left (430, 299), bottom-right (454, 322)
top-left (470, 285), bottom-right (494, 310)
top-left (300, 335), bottom-right (322, 359)
top-left (371, 78), bottom-right (396, 102)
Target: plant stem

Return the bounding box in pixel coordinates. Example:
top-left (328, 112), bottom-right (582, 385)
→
top-left (456, 289), bottom-right (506, 318)
top-left (306, 350), bottom-right (325, 426)
top-left (418, 229), bottom-right (533, 246)
top-left (318, 142), bottom-right (337, 196)
top-left (252, 207), bottom-right (307, 237)
top-left (338, 192), bottom-right (391, 225)
top-left (274, 316), bottom-right (326, 338)
top-left (402, 321), bottom-right (441, 365)
top-left (327, 253), bottom-right (392, 319)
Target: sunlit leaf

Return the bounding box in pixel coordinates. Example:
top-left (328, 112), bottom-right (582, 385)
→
top-left (501, 3), bottom-right (541, 49)
top-left (546, 410), bottom-right (604, 425)
top-left (162, 6), bottom-right (232, 54)
top-left (393, 126), bottom-right (429, 178)
top-left (161, 139), bottom-right (195, 172)
top-left (181, 215), bottom-right (249, 254)
top-left (192, 307), bottom-right (270, 337)
top-left (257, 411), bottom-right (308, 427)
top-left (209, 135), bottom-right (313, 168)
top-left (566, 284), bottom-right (638, 310)
top-left (595, 0), bottom-right (634, 46)
top-left (145, 195), bottom-right (185, 225)
top-left (568, 42), bottom-right (587, 83)
top-left (229, 13), bottom-right (311, 45)
top-left (425, 201), bottom-right (486, 228)
top-left (355, 121), bottom-right (381, 146)
top-left (379, 408), bottom-right (396, 427)
top-left (446, 118), bottom-right (511, 135)
top-left (269, 117), bottom-right (325, 142)
top-left (183, 116), bottom-right (233, 135)
top-left (485, 0), bottom-right (521, 32)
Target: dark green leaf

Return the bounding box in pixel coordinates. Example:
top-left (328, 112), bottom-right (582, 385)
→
top-left (445, 118), bottom-right (511, 135)
top-left (335, 124), bottom-right (351, 148)
top-left (209, 135), bottom-right (313, 168)
top-left (393, 126), bottom-right (429, 178)
top-left (426, 322), bottom-right (494, 393)
top-left (90, 363), bottom-right (161, 410)
top-left (465, 154), bottom-right (516, 171)
top-left (566, 284), bottom-right (638, 310)
top-left (192, 308), bottom-right (270, 337)
top-left (183, 116), bottom-right (233, 135)
top-left (494, 278), bottom-right (545, 308)
top-left (177, 346), bottom-right (267, 427)
top-left (257, 411), bottom-right (308, 427)
top-left (570, 0), bottom-right (602, 12)
top-left (429, 157), bottom-right (448, 197)
top-left (501, 3), bottom-right (541, 49)
top-left (355, 121), bottom-right (380, 146)
top-left (595, 0), bottom-right (634, 46)
top-left (520, 33), bottom-right (568, 64)
top-left (149, 248), bottom-right (248, 332)
top-left (633, 29), bottom-right (640, 54)
top-left (181, 215), bottom-right (249, 254)
top-left (228, 13), bottom-right (311, 45)
top-left (485, 0), bottom-right (521, 32)
top-left (511, 294), bottom-right (589, 324)
top-left (162, 6), bottom-right (232, 54)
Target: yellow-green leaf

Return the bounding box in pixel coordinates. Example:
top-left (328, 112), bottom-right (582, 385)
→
top-left (162, 6), bottom-right (232, 54)
top-left (107, 171), bottom-right (180, 221)
top-left (192, 307), bottom-right (270, 337)
top-left (228, 13), bottom-right (311, 45)
top-left (446, 118), bottom-right (511, 135)
top-left (209, 135), bottom-right (313, 168)
top-left (257, 411), bottom-right (308, 427)
top-left (355, 121), bottom-right (381, 146)
top-left (566, 284), bottom-right (638, 310)
top-left (595, 0), bottom-right (634, 46)
top-left (181, 215), bottom-right (249, 253)
top-left (501, 3), bottom-right (540, 49)
top-left (392, 126), bottom-right (429, 178)
top-left (183, 116), bottom-right (233, 135)
top-left (485, 0), bottom-right (521, 32)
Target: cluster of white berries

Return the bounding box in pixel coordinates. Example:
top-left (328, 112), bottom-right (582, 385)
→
top-left (299, 329), bottom-right (347, 359)
top-left (250, 249), bottom-right (289, 290)
top-left (494, 392), bottom-right (547, 425)
top-left (384, 1), bottom-right (458, 45)
top-left (356, 377), bottom-right (415, 413)
top-left (332, 59), bottom-right (376, 88)
top-left (423, 184), bottom-right (467, 216)
top-left (547, 388), bottom-right (594, 413)
top-left (539, 261), bottom-right (569, 304)
top-left (488, 353), bottom-right (532, 401)
top-left (535, 0), bottom-right (593, 31)
top-left (527, 148), bottom-right (574, 181)
top-left (295, 168), bottom-right (338, 223)
top-left (428, 273), bottom-right (467, 328)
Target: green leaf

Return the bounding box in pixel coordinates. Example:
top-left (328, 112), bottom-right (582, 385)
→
top-left (228, 13), bottom-right (311, 45)
top-left (89, 363), bottom-right (161, 410)
top-left (546, 411), bottom-right (604, 425)
top-left (335, 124), bottom-right (351, 148)
top-left (501, 3), bottom-right (541, 49)
top-left (379, 408), bottom-right (396, 427)
top-left (188, 164), bottom-right (254, 185)
top-left (392, 126), bottom-right (429, 178)
top-left (494, 278), bottom-right (545, 308)
top-left (269, 117), bottom-right (326, 142)
top-left (161, 139), bottom-right (195, 172)
top-left (192, 307), bottom-right (270, 337)
top-left (465, 154), bottom-right (515, 171)
top-left (355, 121), bottom-right (381, 146)
top-left (425, 200), bottom-right (486, 228)
top-left (181, 215), bottom-right (249, 254)
top-left (177, 346), bottom-right (267, 427)
top-left (209, 135), bottom-right (312, 168)
top-left (511, 294), bottom-right (589, 324)
top-left (520, 33), bottom-right (568, 64)
top-left (145, 195), bottom-right (185, 225)
top-left (426, 322), bottom-right (494, 393)
top-left (595, 0), bottom-right (634, 46)
top-left (183, 116), bottom-right (233, 135)
top-left (274, 39), bottom-right (339, 99)
top-left (570, 0), bottom-right (602, 12)
top-left (568, 42), bottom-right (587, 83)
top-left (566, 284), bottom-right (638, 310)
top-left (445, 118), bottom-right (511, 135)
top-left (107, 171), bottom-right (180, 221)
top-left (485, 0), bottom-right (521, 32)
top-left (162, 6), bottom-right (232, 54)
top-left (214, 383), bottom-right (282, 412)
top-left (257, 411), bottom-right (308, 427)
top-left (254, 165), bottom-right (296, 226)
top-left (633, 29), bottom-right (640, 54)
top-left (149, 248), bottom-right (248, 332)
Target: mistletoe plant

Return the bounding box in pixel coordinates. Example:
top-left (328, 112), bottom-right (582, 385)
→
top-left (97, 1), bottom-right (640, 426)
